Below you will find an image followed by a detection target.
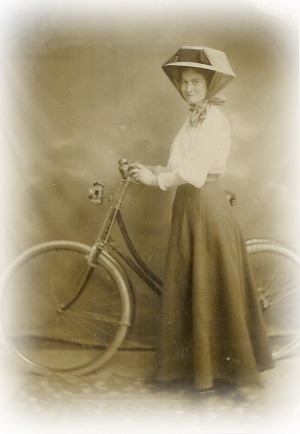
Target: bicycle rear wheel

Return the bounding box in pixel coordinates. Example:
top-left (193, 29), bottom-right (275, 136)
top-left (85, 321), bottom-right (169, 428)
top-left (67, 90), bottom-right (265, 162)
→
top-left (247, 239), bottom-right (300, 360)
top-left (0, 241), bottom-right (133, 375)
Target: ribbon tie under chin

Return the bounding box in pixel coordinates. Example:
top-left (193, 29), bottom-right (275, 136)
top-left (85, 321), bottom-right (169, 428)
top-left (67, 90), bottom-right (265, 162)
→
top-left (189, 94), bottom-right (226, 127)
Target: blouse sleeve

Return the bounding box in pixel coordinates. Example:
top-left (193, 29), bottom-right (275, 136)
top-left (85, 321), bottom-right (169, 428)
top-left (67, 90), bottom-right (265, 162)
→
top-left (152, 165), bottom-right (168, 175)
top-left (157, 172), bottom-right (186, 191)
top-left (144, 165), bottom-right (184, 190)
top-left (145, 165), bottom-right (184, 190)
top-left (163, 108), bottom-right (231, 189)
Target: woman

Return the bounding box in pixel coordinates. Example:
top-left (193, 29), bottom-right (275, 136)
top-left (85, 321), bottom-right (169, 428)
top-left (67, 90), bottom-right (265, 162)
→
top-left (130, 46), bottom-right (274, 393)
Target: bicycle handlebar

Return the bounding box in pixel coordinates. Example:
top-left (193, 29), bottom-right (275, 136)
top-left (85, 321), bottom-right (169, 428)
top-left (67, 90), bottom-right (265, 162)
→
top-left (89, 159), bottom-right (237, 207)
top-left (118, 158), bottom-right (237, 205)
top-left (118, 158), bottom-right (130, 179)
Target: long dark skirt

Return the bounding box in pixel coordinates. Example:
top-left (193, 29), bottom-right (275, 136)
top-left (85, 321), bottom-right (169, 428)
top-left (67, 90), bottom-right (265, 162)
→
top-left (155, 181), bottom-right (274, 390)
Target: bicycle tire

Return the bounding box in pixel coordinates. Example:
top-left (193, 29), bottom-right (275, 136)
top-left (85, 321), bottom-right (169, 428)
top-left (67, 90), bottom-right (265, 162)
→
top-left (246, 239), bottom-right (300, 360)
top-left (0, 240), bottom-right (133, 375)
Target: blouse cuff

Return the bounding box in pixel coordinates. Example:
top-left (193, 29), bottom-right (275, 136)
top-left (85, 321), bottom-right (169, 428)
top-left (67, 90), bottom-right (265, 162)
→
top-left (148, 165), bottom-right (169, 176)
top-left (157, 172), bottom-right (186, 191)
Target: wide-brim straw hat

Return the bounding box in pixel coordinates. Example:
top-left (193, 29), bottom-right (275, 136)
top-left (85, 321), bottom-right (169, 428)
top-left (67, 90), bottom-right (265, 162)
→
top-left (162, 46), bottom-right (236, 99)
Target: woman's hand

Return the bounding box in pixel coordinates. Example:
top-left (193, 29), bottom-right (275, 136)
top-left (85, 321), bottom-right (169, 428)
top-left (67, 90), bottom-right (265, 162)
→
top-left (129, 163), bottom-right (158, 186)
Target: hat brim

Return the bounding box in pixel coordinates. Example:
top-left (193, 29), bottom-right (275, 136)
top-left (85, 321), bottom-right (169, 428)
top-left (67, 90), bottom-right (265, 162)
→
top-left (162, 46), bottom-right (236, 98)
top-left (163, 62), bottom-right (228, 74)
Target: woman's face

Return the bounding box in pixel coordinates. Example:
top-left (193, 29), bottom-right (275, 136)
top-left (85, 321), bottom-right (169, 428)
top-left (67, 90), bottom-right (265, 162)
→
top-left (180, 68), bottom-right (208, 106)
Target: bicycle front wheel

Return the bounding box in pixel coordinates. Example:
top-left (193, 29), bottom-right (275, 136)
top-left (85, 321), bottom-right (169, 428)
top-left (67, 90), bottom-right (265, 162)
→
top-left (247, 239), bottom-right (300, 360)
top-left (0, 241), bottom-right (133, 375)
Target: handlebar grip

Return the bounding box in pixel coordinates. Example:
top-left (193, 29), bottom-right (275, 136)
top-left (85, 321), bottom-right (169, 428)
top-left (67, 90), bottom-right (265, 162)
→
top-left (118, 159), bottom-right (129, 179)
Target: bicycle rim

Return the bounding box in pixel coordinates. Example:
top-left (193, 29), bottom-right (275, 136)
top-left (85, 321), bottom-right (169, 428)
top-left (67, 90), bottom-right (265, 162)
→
top-left (247, 240), bottom-right (300, 360)
top-left (0, 241), bottom-right (132, 375)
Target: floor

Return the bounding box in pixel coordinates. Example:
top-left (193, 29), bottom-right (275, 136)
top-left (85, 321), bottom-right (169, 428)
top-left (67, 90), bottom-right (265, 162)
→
top-left (0, 349), bottom-right (300, 434)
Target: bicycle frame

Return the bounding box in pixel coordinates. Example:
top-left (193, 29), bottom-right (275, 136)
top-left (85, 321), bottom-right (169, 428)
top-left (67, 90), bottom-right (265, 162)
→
top-left (74, 158), bottom-right (238, 303)
top-left (61, 157), bottom-right (241, 314)
top-left (1, 159), bottom-right (299, 376)
top-left (92, 160), bottom-right (163, 294)
top-left (59, 160), bottom-right (162, 313)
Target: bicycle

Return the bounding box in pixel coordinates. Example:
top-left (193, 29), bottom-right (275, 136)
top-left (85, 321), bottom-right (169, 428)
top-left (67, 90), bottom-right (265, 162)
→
top-left (0, 159), bottom-right (299, 376)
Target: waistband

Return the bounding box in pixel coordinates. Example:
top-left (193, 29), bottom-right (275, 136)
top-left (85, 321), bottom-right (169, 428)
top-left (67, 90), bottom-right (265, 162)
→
top-left (206, 174), bottom-right (220, 182)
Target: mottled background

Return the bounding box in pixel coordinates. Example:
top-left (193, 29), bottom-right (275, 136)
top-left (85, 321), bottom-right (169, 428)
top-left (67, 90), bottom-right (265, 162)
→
top-left (0, 1), bottom-right (299, 257)
top-left (0, 0), bottom-right (299, 344)
top-left (0, 1), bottom-right (299, 433)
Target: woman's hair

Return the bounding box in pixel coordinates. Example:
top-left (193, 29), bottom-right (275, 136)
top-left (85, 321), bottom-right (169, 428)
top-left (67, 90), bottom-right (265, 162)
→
top-left (179, 67), bottom-right (214, 86)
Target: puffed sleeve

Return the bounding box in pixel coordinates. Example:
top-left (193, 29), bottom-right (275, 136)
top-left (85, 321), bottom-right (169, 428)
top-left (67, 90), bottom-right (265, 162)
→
top-left (164, 108), bottom-right (231, 189)
top-left (157, 172), bottom-right (186, 190)
top-left (146, 165), bottom-right (185, 190)
top-left (152, 165), bottom-right (168, 175)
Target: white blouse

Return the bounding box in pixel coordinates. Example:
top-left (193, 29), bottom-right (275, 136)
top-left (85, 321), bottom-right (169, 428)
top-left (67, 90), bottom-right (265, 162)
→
top-left (154, 105), bottom-right (231, 190)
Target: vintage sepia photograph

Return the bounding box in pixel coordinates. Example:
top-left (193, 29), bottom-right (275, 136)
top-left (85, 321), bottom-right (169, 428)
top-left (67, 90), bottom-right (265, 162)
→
top-left (0, 1), bottom-right (299, 433)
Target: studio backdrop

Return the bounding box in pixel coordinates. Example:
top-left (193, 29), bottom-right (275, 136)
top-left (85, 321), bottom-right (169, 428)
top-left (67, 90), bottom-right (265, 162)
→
top-left (0, 1), bottom-right (299, 345)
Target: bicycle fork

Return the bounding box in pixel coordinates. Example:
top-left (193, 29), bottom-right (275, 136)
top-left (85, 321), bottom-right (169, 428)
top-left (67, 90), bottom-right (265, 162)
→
top-left (57, 176), bottom-right (131, 313)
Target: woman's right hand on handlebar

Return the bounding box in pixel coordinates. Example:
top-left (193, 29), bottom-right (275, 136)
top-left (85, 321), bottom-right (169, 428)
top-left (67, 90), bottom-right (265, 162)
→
top-left (129, 163), bottom-right (158, 186)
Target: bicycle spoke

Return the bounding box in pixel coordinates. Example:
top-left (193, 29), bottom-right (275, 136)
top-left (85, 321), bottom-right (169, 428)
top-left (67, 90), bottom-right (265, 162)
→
top-left (69, 310), bottom-right (122, 326)
top-left (0, 242), bottom-right (132, 374)
top-left (60, 317), bottom-right (112, 346)
top-left (63, 309), bottom-right (120, 340)
top-left (248, 241), bottom-right (300, 360)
